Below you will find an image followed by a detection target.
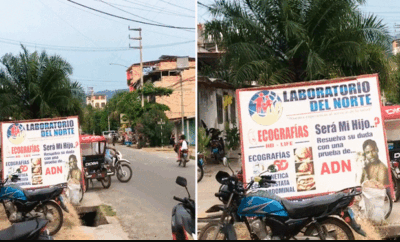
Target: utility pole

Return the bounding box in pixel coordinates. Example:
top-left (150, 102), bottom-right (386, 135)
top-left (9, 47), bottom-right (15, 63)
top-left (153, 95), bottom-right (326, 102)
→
top-left (180, 71), bottom-right (185, 134)
top-left (129, 26), bottom-right (144, 107)
top-left (177, 57), bottom-right (189, 135)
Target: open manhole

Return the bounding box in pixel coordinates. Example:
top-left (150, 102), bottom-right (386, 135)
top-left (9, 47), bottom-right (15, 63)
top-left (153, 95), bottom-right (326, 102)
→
top-left (78, 206), bottom-right (109, 227)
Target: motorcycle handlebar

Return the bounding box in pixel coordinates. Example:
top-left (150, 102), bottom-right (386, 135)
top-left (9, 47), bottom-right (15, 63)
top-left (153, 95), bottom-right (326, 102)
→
top-left (173, 196), bottom-right (185, 203)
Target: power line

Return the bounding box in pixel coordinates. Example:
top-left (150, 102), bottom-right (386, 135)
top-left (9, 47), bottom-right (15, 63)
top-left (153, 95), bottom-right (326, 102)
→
top-left (92, 1), bottom-right (194, 18)
top-left (119, 0), bottom-right (193, 17)
top-left (97, 0), bottom-right (193, 34)
top-left (95, 0), bottom-right (164, 25)
top-left (0, 38), bottom-right (195, 52)
top-left (38, 0), bottom-right (99, 48)
top-left (67, 0), bottom-right (195, 30)
top-left (56, 0), bottom-right (193, 40)
top-left (158, 0), bottom-right (194, 12)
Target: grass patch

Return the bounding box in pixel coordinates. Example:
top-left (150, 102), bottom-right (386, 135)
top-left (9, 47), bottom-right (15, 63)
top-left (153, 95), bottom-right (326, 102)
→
top-left (100, 204), bottom-right (116, 217)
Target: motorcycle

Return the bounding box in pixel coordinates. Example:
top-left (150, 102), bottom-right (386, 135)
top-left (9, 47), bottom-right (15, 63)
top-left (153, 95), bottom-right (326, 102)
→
top-left (105, 147), bottom-right (133, 183)
top-left (172, 176), bottom-right (195, 240)
top-left (0, 218), bottom-right (53, 240)
top-left (81, 135), bottom-right (112, 191)
top-left (0, 170), bottom-right (68, 236)
top-left (390, 159), bottom-right (400, 202)
top-left (199, 160), bottom-right (366, 240)
top-left (198, 153), bottom-right (205, 182)
top-left (180, 151), bottom-right (190, 168)
top-left (201, 120), bottom-right (225, 163)
top-left (174, 143), bottom-right (190, 168)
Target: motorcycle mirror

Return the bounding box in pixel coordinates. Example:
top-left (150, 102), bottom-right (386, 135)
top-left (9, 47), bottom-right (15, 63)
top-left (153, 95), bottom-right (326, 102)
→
top-left (176, 176), bottom-right (187, 188)
top-left (222, 157), bottom-right (234, 175)
top-left (216, 171), bottom-right (230, 185)
top-left (222, 157), bottom-right (228, 167)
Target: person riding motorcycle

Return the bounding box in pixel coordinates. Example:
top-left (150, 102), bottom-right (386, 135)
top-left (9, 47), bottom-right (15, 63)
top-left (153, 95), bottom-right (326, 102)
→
top-left (176, 135), bottom-right (188, 162)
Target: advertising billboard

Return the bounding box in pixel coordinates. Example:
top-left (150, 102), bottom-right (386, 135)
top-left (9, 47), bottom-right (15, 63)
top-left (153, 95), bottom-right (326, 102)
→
top-left (237, 74), bottom-right (392, 199)
top-left (1, 117), bottom-right (82, 189)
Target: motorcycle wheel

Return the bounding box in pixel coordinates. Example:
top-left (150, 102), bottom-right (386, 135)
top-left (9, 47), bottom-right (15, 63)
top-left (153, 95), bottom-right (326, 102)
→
top-left (198, 221), bottom-right (227, 240)
top-left (101, 175), bottom-right (112, 189)
top-left (117, 163), bottom-right (133, 183)
top-left (304, 217), bottom-right (354, 240)
top-left (183, 158), bottom-right (187, 168)
top-left (198, 166), bottom-right (204, 182)
top-left (392, 175), bottom-right (400, 202)
top-left (36, 201), bottom-right (64, 236)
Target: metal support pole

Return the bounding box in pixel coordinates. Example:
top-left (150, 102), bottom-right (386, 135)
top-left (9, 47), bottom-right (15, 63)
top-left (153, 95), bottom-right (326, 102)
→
top-left (180, 71), bottom-right (185, 134)
top-left (139, 30), bottom-right (144, 107)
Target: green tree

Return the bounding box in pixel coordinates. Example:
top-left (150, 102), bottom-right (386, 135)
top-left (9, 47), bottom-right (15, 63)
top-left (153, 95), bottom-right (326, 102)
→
top-left (204, 0), bottom-right (396, 97)
top-left (109, 83), bottom-right (174, 147)
top-left (0, 45), bottom-right (84, 120)
top-left (136, 108), bottom-right (174, 147)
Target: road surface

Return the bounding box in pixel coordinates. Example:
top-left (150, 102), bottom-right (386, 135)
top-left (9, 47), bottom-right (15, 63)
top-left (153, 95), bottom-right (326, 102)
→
top-left (87, 144), bottom-right (195, 240)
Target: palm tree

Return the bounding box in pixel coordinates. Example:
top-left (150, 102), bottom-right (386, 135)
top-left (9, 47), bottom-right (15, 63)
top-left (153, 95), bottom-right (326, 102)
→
top-left (0, 45), bottom-right (84, 120)
top-left (204, 0), bottom-right (396, 95)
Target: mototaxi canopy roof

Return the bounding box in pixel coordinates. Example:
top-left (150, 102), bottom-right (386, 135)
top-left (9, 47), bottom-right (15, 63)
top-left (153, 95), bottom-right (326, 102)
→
top-left (79, 135), bottom-right (106, 143)
top-left (381, 106), bottom-right (400, 121)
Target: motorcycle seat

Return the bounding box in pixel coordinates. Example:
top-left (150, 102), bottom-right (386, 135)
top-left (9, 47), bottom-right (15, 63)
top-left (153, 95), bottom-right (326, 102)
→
top-left (0, 219), bottom-right (47, 240)
top-left (281, 193), bottom-right (346, 219)
top-left (23, 187), bottom-right (63, 202)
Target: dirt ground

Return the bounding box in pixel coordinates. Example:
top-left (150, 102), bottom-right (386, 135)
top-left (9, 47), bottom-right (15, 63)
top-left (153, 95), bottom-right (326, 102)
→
top-left (0, 203), bottom-right (94, 240)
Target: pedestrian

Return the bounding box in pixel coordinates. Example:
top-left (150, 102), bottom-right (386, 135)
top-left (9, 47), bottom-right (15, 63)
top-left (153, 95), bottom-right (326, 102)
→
top-left (112, 133), bottom-right (117, 146)
top-left (170, 133), bottom-right (175, 148)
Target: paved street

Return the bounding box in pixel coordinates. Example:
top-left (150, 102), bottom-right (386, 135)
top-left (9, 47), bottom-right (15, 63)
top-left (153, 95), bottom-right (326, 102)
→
top-left (86, 144), bottom-right (195, 240)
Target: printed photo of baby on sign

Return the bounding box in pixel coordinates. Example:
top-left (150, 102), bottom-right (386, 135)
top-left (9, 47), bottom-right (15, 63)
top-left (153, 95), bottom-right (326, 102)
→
top-left (294, 147), bottom-right (316, 192)
top-left (31, 158), bottom-right (43, 185)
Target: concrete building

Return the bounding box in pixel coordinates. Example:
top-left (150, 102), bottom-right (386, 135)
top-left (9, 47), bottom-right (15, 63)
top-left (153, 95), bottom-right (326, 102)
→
top-left (197, 24), bottom-right (239, 131)
top-left (198, 77), bottom-right (238, 131)
top-left (126, 55), bottom-right (196, 145)
top-left (86, 94), bottom-right (107, 108)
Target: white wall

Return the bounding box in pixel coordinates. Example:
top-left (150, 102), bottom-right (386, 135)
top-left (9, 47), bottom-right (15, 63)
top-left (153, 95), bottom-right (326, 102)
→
top-left (198, 86), bottom-right (238, 131)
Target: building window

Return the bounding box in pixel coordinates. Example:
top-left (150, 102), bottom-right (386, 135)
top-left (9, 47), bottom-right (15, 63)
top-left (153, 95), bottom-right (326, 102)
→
top-left (231, 97), bottom-right (236, 124)
top-left (101, 103), bottom-right (105, 108)
top-left (216, 94), bottom-right (223, 124)
top-left (95, 103), bottom-right (99, 108)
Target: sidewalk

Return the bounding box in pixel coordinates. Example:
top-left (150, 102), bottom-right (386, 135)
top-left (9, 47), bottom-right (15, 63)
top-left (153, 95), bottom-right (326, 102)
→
top-left (78, 191), bottom-right (130, 240)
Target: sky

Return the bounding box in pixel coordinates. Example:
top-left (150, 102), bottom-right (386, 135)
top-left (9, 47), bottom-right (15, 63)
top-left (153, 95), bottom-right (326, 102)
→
top-left (0, 0), bottom-right (195, 92)
top-left (198, 0), bottom-right (400, 37)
